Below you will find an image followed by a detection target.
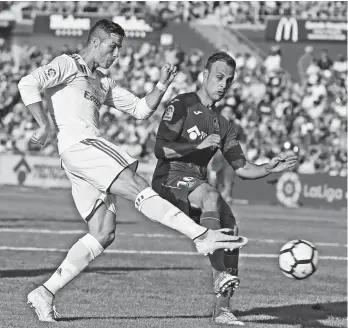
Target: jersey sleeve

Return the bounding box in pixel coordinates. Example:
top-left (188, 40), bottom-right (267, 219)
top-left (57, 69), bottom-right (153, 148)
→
top-left (156, 97), bottom-right (187, 141)
top-left (222, 122), bottom-right (246, 170)
top-left (30, 55), bottom-right (77, 90)
top-left (104, 78), bottom-right (140, 115)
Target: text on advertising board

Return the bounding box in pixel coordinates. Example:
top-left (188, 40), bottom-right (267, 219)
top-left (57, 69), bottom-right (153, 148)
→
top-left (266, 18), bottom-right (347, 42)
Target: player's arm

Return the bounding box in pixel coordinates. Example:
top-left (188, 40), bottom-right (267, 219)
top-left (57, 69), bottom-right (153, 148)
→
top-left (154, 98), bottom-right (195, 159)
top-left (104, 63), bottom-right (177, 120)
top-left (18, 55), bottom-right (76, 145)
top-left (222, 123), bottom-right (298, 179)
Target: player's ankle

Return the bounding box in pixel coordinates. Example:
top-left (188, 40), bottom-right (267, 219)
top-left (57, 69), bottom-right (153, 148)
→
top-left (41, 285), bottom-right (55, 300)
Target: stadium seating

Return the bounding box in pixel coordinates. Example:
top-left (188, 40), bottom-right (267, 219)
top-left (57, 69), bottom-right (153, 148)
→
top-left (0, 1), bottom-right (346, 176)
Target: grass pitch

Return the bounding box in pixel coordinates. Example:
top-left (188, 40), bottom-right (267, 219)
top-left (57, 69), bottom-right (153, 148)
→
top-left (0, 186), bottom-right (346, 328)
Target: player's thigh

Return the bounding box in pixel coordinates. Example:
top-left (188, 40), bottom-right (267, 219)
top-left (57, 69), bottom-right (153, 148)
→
top-left (61, 137), bottom-right (139, 194)
top-left (152, 176), bottom-right (193, 217)
top-left (188, 182), bottom-right (222, 212)
top-left (87, 203), bottom-right (117, 247)
top-left (63, 159), bottom-right (119, 226)
top-left (109, 167), bottom-right (150, 202)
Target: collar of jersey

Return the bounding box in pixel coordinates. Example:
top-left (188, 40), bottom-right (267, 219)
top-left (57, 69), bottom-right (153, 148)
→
top-left (73, 54), bottom-right (97, 79)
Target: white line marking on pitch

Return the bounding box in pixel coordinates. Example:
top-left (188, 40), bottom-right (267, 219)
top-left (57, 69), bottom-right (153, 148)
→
top-left (0, 228), bottom-right (346, 248)
top-left (0, 246), bottom-right (346, 261)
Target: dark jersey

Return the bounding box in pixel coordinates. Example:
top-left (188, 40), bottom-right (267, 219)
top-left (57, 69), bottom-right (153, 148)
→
top-left (153, 92), bottom-right (246, 181)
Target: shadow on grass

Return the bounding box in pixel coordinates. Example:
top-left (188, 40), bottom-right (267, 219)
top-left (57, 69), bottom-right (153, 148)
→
top-left (55, 301), bottom-right (347, 325)
top-left (57, 314), bottom-right (211, 321)
top-left (0, 266), bottom-right (198, 278)
top-left (235, 301), bottom-right (347, 328)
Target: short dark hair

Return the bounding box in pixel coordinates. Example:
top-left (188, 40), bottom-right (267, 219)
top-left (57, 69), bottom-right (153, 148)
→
top-left (205, 52), bottom-right (236, 71)
top-left (87, 19), bottom-right (125, 45)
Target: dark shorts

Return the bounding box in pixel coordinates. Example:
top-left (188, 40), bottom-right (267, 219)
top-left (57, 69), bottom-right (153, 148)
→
top-left (152, 173), bottom-right (208, 220)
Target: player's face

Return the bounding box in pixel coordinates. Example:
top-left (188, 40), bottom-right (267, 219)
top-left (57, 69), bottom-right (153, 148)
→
top-left (204, 61), bottom-right (235, 102)
top-left (97, 33), bottom-right (123, 69)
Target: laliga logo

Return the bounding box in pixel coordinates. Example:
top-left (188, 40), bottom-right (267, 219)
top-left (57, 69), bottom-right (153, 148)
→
top-left (275, 17), bottom-right (298, 42)
top-left (276, 172), bottom-right (301, 207)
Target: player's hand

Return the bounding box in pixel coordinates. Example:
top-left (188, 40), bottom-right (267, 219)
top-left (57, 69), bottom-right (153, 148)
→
top-left (197, 134), bottom-right (221, 150)
top-left (31, 125), bottom-right (50, 146)
top-left (266, 152), bottom-right (298, 173)
top-left (159, 63), bottom-right (178, 87)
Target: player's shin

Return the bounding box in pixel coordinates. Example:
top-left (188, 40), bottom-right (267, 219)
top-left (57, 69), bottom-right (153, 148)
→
top-left (200, 212), bottom-right (226, 280)
top-left (223, 219), bottom-right (239, 277)
top-left (134, 187), bottom-right (207, 239)
top-left (217, 218), bottom-right (240, 309)
top-left (43, 234), bottom-right (104, 295)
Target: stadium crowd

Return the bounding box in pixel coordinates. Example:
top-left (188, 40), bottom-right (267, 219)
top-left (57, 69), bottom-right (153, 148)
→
top-left (0, 40), bottom-right (346, 176)
top-left (12, 1), bottom-right (348, 24)
top-left (0, 1), bottom-right (346, 177)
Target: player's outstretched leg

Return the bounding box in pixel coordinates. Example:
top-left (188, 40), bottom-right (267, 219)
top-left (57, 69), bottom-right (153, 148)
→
top-left (109, 168), bottom-right (248, 255)
top-left (28, 205), bottom-right (115, 322)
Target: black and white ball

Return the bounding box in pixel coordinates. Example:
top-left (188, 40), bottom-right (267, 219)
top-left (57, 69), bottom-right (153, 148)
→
top-left (279, 240), bottom-right (319, 279)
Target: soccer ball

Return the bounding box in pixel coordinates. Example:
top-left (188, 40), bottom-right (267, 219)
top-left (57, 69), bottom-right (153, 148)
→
top-left (279, 240), bottom-right (319, 279)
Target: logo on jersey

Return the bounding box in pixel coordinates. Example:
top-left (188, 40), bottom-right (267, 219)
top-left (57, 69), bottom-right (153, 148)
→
top-left (187, 126), bottom-right (207, 140)
top-left (163, 105), bottom-right (174, 121)
top-left (43, 68), bottom-right (57, 81)
top-left (84, 91), bottom-right (101, 107)
top-left (194, 111), bottom-right (202, 115)
top-left (177, 177), bottom-right (197, 188)
top-left (213, 118), bottom-right (220, 132)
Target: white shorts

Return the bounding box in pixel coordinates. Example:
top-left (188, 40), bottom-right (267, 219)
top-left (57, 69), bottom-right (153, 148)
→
top-left (61, 137), bottom-right (138, 221)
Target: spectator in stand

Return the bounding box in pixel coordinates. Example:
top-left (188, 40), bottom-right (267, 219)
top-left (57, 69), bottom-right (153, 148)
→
top-left (333, 54), bottom-right (347, 74)
top-left (317, 49), bottom-right (333, 71)
top-left (298, 46), bottom-right (314, 85)
top-left (264, 46), bottom-right (282, 73)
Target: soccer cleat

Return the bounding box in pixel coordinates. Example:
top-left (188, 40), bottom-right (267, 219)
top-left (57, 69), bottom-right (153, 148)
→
top-left (194, 229), bottom-right (248, 256)
top-left (214, 272), bottom-right (240, 298)
top-left (213, 307), bottom-right (244, 326)
top-left (27, 286), bottom-right (60, 322)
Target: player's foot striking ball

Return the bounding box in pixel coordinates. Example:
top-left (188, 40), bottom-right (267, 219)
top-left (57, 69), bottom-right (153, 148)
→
top-left (18, 21), bottom-right (252, 322)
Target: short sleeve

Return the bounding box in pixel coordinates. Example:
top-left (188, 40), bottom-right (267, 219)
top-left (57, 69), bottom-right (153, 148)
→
top-left (156, 97), bottom-right (187, 141)
top-left (222, 122), bottom-right (246, 170)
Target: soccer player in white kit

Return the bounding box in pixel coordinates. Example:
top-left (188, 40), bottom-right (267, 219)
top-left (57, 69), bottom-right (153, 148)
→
top-left (18, 19), bottom-right (248, 322)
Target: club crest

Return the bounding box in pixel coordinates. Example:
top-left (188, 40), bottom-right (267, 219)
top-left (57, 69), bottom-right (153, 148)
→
top-left (213, 118), bottom-right (220, 132)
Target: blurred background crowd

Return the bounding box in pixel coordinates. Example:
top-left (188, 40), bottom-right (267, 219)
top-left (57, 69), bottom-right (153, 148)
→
top-left (10, 1), bottom-right (347, 23)
top-left (0, 1), bottom-right (347, 180)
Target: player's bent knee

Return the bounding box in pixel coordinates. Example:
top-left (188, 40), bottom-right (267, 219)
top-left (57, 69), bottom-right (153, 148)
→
top-left (133, 173), bottom-right (150, 191)
top-left (109, 168), bottom-right (150, 202)
top-left (93, 230), bottom-right (115, 249)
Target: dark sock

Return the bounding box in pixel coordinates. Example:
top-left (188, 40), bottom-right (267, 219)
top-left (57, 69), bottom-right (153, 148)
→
top-left (200, 211), bottom-right (226, 278)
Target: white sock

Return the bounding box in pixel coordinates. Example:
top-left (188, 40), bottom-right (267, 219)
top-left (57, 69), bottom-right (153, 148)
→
top-left (44, 234), bottom-right (104, 295)
top-left (135, 187), bottom-right (207, 239)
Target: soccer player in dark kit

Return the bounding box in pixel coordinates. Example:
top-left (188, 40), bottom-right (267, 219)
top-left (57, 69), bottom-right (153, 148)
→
top-left (152, 52), bottom-right (298, 325)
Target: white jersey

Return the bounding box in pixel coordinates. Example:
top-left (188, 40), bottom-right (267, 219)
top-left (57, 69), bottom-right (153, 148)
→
top-left (20, 54), bottom-right (149, 154)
